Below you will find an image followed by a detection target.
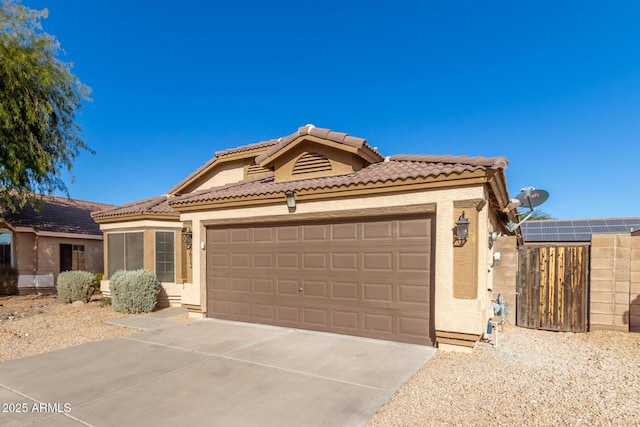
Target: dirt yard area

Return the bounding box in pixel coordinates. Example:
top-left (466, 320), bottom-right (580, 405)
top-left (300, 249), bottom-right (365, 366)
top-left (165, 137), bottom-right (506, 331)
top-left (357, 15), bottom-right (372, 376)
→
top-left (2, 295), bottom-right (639, 426)
top-left (368, 325), bottom-right (640, 426)
top-left (0, 294), bottom-right (138, 362)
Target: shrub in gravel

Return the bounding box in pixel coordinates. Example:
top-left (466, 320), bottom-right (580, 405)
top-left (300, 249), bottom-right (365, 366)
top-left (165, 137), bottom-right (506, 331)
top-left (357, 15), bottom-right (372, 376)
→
top-left (93, 272), bottom-right (103, 295)
top-left (109, 269), bottom-right (160, 313)
top-left (0, 266), bottom-right (18, 296)
top-left (56, 270), bottom-right (97, 303)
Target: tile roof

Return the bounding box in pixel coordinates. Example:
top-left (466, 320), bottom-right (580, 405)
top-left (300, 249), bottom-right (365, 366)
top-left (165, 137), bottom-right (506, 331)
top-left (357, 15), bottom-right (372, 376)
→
top-left (1, 195), bottom-right (113, 236)
top-left (389, 154), bottom-right (508, 169)
top-left (255, 124), bottom-right (382, 164)
top-left (214, 139), bottom-right (281, 157)
top-left (170, 155), bottom-right (507, 206)
top-left (91, 195), bottom-right (175, 219)
top-left (168, 139), bottom-right (280, 195)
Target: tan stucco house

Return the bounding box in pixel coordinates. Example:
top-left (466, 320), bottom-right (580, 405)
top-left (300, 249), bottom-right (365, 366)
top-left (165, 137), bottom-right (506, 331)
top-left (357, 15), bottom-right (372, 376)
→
top-left (93, 125), bottom-right (518, 351)
top-left (0, 195), bottom-right (111, 294)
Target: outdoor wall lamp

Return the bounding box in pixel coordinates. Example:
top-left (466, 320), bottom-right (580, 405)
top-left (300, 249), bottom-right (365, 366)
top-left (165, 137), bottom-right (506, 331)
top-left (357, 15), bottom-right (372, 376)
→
top-left (181, 228), bottom-right (193, 248)
top-left (285, 190), bottom-right (296, 210)
top-left (455, 211), bottom-right (470, 240)
top-left (182, 228), bottom-right (193, 268)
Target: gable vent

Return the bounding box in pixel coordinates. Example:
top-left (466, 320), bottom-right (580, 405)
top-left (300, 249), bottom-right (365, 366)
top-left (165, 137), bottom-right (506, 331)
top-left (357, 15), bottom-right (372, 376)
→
top-left (292, 152), bottom-right (332, 175)
top-left (246, 164), bottom-right (269, 176)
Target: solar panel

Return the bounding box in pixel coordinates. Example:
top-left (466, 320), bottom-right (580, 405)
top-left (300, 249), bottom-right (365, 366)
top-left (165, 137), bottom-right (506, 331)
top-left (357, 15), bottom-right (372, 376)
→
top-left (521, 217), bottom-right (640, 242)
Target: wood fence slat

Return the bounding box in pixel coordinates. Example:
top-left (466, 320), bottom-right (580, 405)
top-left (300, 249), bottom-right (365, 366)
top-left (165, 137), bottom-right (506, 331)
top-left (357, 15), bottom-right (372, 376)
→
top-left (517, 244), bottom-right (589, 332)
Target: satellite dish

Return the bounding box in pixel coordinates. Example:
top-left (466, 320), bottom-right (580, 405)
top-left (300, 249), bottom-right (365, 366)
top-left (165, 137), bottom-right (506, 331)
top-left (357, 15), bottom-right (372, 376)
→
top-left (514, 187), bottom-right (549, 211)
top-left (504, 186), bottom-right (551, 232)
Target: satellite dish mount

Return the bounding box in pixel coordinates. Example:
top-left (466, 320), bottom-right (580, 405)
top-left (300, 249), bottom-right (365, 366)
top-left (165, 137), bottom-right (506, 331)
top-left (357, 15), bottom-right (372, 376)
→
top-left (505, 187), bottom-right (550, 232)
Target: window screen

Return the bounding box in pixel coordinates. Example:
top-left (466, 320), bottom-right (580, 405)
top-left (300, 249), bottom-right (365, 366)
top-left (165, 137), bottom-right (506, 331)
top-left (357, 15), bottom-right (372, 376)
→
top-left (107, 232), bottom-right (143, 277)
top-left (155, 231), bottom-right (175, 282)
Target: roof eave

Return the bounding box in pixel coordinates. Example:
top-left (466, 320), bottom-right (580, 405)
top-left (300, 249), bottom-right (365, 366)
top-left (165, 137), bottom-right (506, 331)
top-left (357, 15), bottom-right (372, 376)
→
top-left (170, 170), bottom-right (492, 213)
top-left (92, 211), bottom-right (181, 224)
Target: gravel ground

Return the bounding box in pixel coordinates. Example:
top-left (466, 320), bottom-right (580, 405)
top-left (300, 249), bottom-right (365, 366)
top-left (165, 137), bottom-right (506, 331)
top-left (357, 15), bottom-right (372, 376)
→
top-left (368, 325), bottom-right (640, 427)
top-left (0, 294), bottom-right (138, 362)
top-left (2, 296), bottom-right (640, 426)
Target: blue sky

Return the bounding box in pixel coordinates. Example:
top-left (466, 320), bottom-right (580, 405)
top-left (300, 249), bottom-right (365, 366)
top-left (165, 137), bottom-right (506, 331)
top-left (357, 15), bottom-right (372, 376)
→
top-left (26, 0), bottom-right (640, 219)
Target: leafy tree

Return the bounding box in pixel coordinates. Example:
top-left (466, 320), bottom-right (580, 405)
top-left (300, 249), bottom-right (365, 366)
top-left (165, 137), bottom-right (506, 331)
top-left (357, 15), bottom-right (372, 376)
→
top-left (0, 0), bottom-right (92, 211)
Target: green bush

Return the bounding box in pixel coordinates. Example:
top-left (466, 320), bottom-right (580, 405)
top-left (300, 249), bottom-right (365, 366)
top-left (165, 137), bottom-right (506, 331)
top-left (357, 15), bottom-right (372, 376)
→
top-left (56, 270), bottom-right (97, 303)
top-left (93, 272), bottom-right (103, 295)
top-left (0, 266), bottom-right (18, 296)
top-left (110, 269), bottom-right (160, 313)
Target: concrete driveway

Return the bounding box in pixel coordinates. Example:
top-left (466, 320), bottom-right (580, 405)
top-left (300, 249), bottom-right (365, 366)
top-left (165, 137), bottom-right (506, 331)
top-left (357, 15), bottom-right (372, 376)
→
top-left (0, 311), bottom-right (435, 427)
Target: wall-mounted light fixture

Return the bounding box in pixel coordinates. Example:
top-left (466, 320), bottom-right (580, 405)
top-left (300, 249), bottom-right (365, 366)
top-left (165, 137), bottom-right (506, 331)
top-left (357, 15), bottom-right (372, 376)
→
top-left (181, 228), bottom-right (193, 248)
top-left (285, 190), bottom-right (296, 210)
top-left (455, 211), bottom-right (470, 240)
top-left (182, 228), bottom-right (193, 268)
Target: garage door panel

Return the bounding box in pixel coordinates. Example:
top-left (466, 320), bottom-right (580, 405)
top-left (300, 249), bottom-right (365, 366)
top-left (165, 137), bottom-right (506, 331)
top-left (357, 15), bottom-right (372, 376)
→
top-left (363, 252), bottom-right (393, 270)
top-left (332, 310), bottom-right (359, 329)
top-left (277, 306), bottom-right (300, 323)
top-left (210, 253), bottom-right (230, 268)
top-left (277, 279), bottom-right (299, 296)
top-left (254, 303), bottom-right (274, 320)
top-left (363, 282), bottom-right (393, 303)
top-left (277, 253), bottom-right (299, 268)
top-left (207, 216), bottom-right (433, 345)
top-left (363, 221), bottom-right (393, 239)
top-left (254, 278), bottom-right (274, 294)
top-left (399, 315), bottom-right (429, 337)
top-left (398, 284), bottom-right (429, 304)
top-left (302, 224), bottom-right (327, 241)
top-left (253, 252), bottom-right (274, 268)
top-left (399, 218), bottom-right (432, 239)
top-left (398, 252), bottom-right (430, 271)
top-left (231, 253), bottom-right (250, 268)
top-left (211, 300), bottom-right (230, 315)
top-left (231, 228), bottom-right (251, 243)
top-left (303, 252), bottom-right (327, 269)
top-left (332, 281), bottom-right (359, 300)
top-left (211, 277), bottom-right (229, 290)
top-left (331, 223), bottom-right (358, 240)
top-left (364, 313), bottom-right (394, 334)
top-left (332, 252), bottom-right (358, 269)
top-left (231, 302), bottom-right (251, 318)
top-left (302, 280), bottom-right (328, 297)
top-left (231, 277), bottom-right (250, 293)
top-left (253, 227), bottom-right (274, 242)
top-left (303, 307), bottom-right (328, 326)
top-left (209, 229), bottom-right (229, 243)
top-left (277, 226), bottom-right (299, 242)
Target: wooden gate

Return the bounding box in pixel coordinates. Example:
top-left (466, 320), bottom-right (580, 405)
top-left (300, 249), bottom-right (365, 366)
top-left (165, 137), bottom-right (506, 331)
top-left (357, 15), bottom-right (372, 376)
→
top-left (516, 245), bottom-right (589, 332)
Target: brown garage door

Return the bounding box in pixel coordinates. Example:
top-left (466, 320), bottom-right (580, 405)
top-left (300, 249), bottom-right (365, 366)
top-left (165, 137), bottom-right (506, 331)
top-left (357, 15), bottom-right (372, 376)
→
top-left (206, 216), bottom-right (434, 345)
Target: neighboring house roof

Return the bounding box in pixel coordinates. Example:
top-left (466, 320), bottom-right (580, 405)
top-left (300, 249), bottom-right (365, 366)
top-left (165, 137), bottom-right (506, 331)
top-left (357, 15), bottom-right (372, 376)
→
top-left (522, 217), bottom-right (640, 242)
top-left (91, 195), bottom-right (176, 221)
top-left (170, 154), bottom-right (508, 206)
top-left (1, 195), bottom-right (113, 236)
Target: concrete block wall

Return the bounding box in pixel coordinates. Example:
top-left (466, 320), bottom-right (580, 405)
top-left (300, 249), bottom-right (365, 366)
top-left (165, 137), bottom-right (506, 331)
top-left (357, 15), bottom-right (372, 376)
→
top-left (590, 234), bottom-right (640, 331)
top-left (630, 237), bottom-right (640, 331)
